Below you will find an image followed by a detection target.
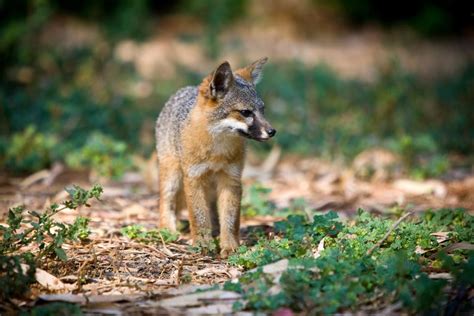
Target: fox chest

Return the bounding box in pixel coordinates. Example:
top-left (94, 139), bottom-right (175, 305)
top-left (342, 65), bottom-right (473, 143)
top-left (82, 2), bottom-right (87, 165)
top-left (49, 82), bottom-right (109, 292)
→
top-left (186, 160), bottom-right (241, 179)
top-left (184, 143), bottom-right (244, 179)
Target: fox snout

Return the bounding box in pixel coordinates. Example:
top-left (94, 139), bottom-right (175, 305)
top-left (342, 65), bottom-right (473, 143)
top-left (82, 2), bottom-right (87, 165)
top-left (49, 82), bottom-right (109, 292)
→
top-left (253, 117), bottom-right (276, 141)
top-left (241, 112), bottom-right (276, 142)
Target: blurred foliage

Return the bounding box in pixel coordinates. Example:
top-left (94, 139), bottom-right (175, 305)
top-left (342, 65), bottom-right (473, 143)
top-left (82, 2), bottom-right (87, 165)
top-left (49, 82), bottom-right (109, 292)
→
top-left (1, 126), bottom-right (58, 173)
top-left (179, 0), bottom-right (248, 58)
top-left (241, 183), bottom-right (274, 217)
top-left (65, 132), bottom-right (132, 179)
top-left (258, 61), bottom-right (474, 172)
top-left (324, 0), bottom-right (472, 36)
top-left (0, 0), bottom-right (473, 177)
top-left (1, 49), bottom-right (473, 176)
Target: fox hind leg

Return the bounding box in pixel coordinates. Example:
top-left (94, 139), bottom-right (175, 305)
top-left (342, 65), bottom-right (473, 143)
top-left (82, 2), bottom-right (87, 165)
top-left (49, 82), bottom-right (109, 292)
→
top-left (158, 156), bottom-right (182, 231)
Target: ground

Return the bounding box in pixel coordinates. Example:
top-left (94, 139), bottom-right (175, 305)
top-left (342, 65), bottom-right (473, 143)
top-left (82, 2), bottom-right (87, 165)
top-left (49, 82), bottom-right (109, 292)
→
top-left (1, 150), bottom-right (473, 313)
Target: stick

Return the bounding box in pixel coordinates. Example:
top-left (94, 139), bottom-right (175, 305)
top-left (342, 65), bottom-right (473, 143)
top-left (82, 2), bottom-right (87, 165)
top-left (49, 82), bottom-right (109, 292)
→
top-left (366, 212), bottom-right (413, 255)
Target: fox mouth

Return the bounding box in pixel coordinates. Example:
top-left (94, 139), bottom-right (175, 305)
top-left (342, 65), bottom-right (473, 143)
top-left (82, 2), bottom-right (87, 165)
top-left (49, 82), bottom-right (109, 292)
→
top-left (238, 130), bottom-right (270, 142)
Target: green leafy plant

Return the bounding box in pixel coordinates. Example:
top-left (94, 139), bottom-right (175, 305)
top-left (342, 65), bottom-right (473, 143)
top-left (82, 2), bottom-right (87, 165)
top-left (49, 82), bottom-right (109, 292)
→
top-left (121, 225), bottom-right (179, 244)
top-left (227, 208), bottom-right (474, 313)
top-left (241, 184), bottom-right (275, 217)
top-left (229, 211), bottom-right (342, 269)
top-left (2, 125), bottom-right (58, 173)
top-left (0, 184), bottom-right (102, 300)
top-left (0, 253), bottom-right (36, 302)
top-left (65, 132), bottom-right (132, 179)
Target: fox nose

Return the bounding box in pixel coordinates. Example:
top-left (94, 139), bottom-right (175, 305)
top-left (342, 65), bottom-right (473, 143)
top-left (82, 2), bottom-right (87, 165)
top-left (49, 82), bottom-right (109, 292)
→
top-left (267, 128), bottom-right (276, 137)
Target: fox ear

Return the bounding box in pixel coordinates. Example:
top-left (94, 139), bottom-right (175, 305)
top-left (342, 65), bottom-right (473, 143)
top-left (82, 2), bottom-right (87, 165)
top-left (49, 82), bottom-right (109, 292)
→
top-left (210, 61), bottom-right (234, 99)
top-left (235, 57), bottom-right (268, 85)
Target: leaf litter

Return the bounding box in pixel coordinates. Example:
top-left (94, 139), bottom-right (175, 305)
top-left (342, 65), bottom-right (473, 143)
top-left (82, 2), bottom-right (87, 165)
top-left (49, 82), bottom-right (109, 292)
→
top-left (0, 151), bottom-right (473, 313)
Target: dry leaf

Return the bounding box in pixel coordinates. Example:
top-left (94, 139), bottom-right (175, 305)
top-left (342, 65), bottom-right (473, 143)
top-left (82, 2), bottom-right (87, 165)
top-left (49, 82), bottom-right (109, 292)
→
top-left (186, 304), bottom-right (234, 314)
top-left (158, 290), bottom-right (241, 308)
top-left (312, 237), bottom-right (325, 258)
top-left (393, 179), bottom-right (447, 197)
top-left (429, 273), bottom-right (452, 280)
top-left (20, 169), bottom-right (51, 189)
top-left (21, 264), bottom-right (71, 291)
top-left (431, 232), bottom-right (450, 243)
top-left (249, 259), bottom-right (289, 275)
top-left (443, 242), bottom-right (474, 252)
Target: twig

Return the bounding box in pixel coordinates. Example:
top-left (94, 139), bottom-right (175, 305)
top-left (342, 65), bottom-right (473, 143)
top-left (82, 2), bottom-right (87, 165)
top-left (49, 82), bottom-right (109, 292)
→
top-left (158, 231), bottom-right (173, 256)
top-left (175, 259), bottom-right (183, 285)
top-left (366, 212), bottom-right (413, 255)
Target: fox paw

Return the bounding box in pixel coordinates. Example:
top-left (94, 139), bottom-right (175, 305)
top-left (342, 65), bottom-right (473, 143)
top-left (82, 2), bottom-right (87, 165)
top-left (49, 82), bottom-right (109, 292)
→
top-left (220, 247), bottom-right (236, 258)
top-left (220, 238), bottom-right (239, 258)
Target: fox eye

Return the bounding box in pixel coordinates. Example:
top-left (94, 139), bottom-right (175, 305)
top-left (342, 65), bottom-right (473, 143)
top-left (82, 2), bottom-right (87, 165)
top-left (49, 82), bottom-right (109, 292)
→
top-left (239, 110), bottom-right (253, 117)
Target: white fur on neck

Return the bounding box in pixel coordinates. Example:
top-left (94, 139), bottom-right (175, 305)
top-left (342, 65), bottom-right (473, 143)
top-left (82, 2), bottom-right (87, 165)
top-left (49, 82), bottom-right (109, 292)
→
top-left (209, 118), bottom-right (248, 136)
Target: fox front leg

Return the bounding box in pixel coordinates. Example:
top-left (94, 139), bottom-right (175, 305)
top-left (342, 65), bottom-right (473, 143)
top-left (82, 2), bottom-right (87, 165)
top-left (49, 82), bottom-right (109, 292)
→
top-left (183, 176), bottom-right (214, 249)
top-left (217, 172), bottom-right (242, 258)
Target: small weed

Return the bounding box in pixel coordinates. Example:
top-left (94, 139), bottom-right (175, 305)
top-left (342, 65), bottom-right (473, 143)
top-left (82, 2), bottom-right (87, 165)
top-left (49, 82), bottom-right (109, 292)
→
top-left (241, 183), bottom-right (275, 217)
top-left (180, 272), bottom-right (192, 284)
top-left (65, 132), bottom-right (132, 179)
top-left (0, 184), bottom-right (102, 300)
top-left (121, 225), bottom-right (179, 244)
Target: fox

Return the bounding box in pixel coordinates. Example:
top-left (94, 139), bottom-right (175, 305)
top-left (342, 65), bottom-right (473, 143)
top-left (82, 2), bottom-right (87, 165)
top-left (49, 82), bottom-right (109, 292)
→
top-left (155, 57), bottom-right (276, 257)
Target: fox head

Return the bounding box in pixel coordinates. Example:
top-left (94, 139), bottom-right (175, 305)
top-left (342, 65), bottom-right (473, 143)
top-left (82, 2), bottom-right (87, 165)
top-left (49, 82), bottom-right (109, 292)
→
top-left (200, 58), bottom-right (276, 142)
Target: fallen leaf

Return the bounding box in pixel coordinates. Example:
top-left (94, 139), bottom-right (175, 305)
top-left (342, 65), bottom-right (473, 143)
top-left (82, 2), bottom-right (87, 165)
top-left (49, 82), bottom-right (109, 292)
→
top-left (186, 304), bottom-right (234, 314)
top-left (158, 290), bottom-right (241, 308)
top-left (20, 169), bottom-right (51, 189)
top-left (393, 179), bottom-right (447, 197)
top-left (443, 242), bottom-right (474, 252)
top-left (249, 259), bottom-right (289, 275)
top-left (21, 264), bottom-right (71, 291)
top-left (429, 273), bottom-right (452, 280)
top-left (431, 231), bottom-right (450, 243)
top-left (312, 237), bottom-right (325, 258)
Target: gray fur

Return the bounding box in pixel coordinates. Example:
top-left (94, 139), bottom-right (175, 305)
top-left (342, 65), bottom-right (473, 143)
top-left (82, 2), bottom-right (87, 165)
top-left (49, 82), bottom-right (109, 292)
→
top-left (155, 86), bottom-right (197, 157)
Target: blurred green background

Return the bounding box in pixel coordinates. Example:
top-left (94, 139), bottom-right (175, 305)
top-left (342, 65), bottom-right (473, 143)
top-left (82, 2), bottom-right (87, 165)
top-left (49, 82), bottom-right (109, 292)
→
top-left (1, 0), bottom-right (473, 178)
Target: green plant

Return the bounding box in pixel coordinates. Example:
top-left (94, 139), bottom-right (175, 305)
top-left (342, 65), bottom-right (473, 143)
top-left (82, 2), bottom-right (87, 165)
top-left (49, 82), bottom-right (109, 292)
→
top-left (0, 184), bottom-right (102, 300)
top-left (65, 132), bottom-right (132, 179)
top-left (2, 125), bottom-right (58, 173)
top-left (228, 211), bottom-right (342, 269)
top-left (121, 225), bottom-right (179, 244)
top-left (227, 208), bottom-right (474, 313)
top-left (22, 302), bottom-right (83, 316)
top-left (241, 184), bottom-right (275, 217)
top-left (0, 253), bottom-right (36, 302)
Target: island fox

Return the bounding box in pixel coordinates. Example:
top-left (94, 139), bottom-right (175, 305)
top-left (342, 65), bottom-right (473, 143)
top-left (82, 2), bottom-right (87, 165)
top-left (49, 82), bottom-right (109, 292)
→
top-left (155, 58), bottom-right (276, 257)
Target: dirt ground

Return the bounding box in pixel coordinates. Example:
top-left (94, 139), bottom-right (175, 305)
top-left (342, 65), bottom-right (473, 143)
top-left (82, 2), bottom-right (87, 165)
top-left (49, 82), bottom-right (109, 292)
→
top-left (1, 149), bottom-right (473, 313)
